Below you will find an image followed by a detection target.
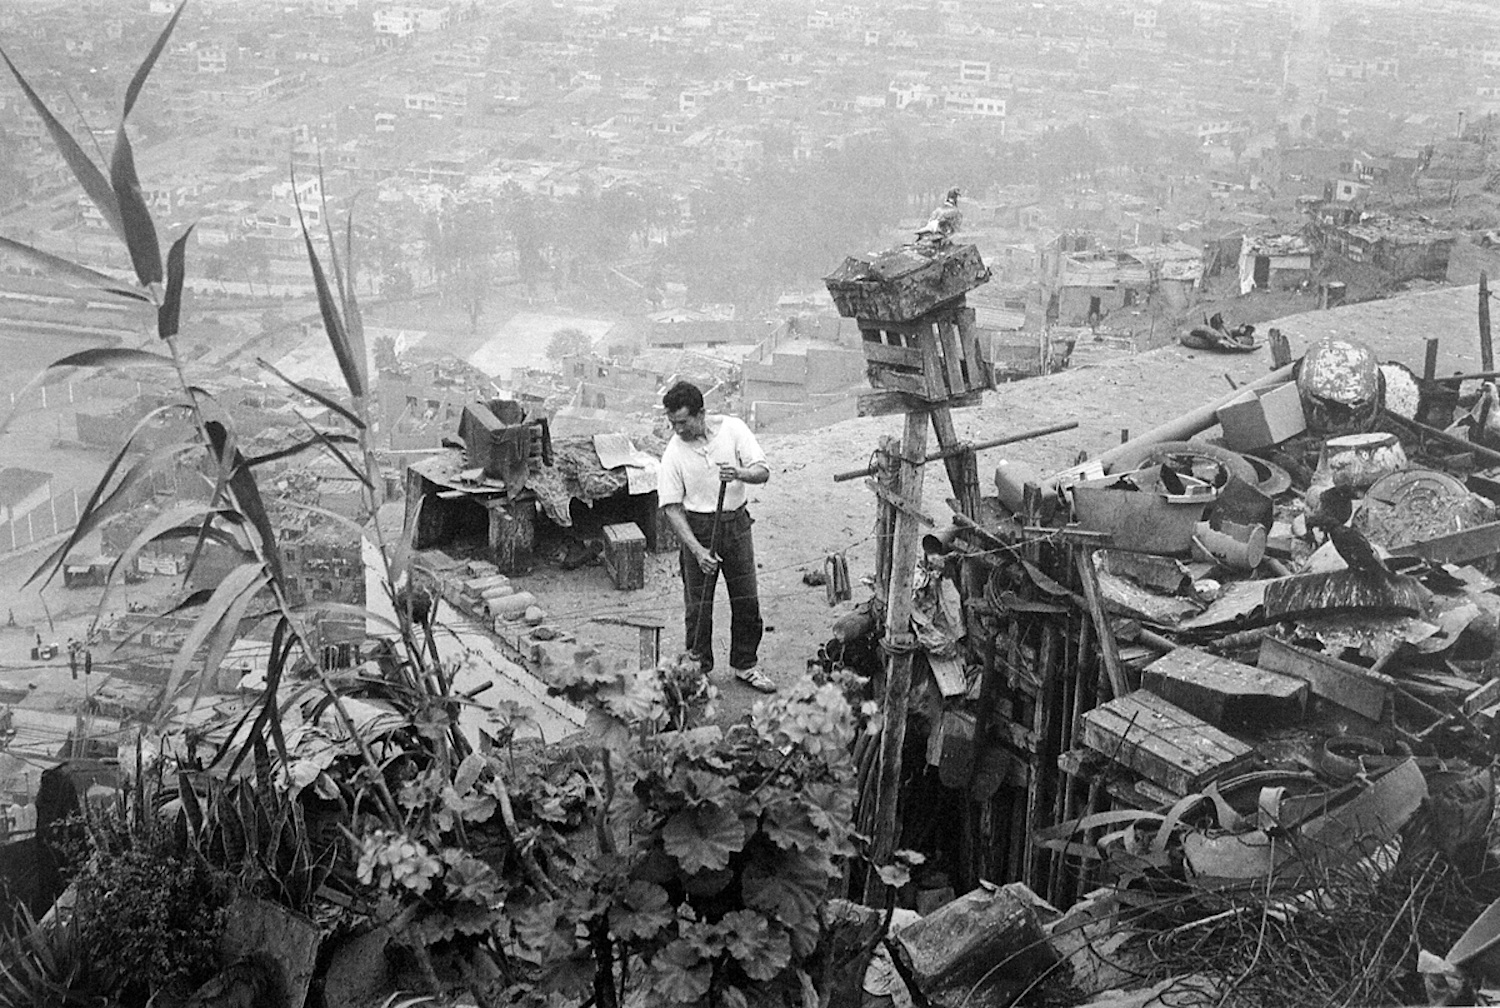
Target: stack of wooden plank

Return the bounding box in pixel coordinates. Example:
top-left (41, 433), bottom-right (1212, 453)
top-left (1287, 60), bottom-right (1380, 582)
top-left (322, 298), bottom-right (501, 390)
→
top-left (1075, 646), bottom-right (1310, 804)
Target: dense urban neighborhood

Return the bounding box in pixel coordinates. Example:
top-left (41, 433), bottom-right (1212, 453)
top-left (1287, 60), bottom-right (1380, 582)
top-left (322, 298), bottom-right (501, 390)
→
top-left (10, 1), bottom-right (1500, 1006)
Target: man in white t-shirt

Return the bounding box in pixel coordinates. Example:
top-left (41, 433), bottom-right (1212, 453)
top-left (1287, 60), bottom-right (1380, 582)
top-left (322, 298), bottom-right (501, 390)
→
top-left (658, 381), bottom-right (776, 693)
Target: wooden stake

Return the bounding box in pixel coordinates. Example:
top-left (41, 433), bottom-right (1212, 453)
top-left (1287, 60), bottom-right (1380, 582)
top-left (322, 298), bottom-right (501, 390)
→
top-left (1075, 547), bottom-right (1129, 698)
top-left (1268, 328), bottom-right (1292, 369)
top-left (1482, 272), bottom-right (1493, 373)
top-left (929, 404), bottom-right (981, 519)
top-left (1424, 338), bottom-right (1440, 382)
top-left (865, 410), bottom-right (930, 900)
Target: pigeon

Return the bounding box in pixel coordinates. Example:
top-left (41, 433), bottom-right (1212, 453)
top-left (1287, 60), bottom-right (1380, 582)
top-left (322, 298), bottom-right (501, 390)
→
top-left (916, 187), bottom-right (963, 246)
top-left (1307, 485), bottom-right (1395, 581)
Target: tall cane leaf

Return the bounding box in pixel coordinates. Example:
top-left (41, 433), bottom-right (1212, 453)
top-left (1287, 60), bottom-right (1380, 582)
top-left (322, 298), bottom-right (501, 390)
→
top-left (293, 185), bottom-right (364, 398)
top-left (49, 347), bottom-right (173, 369)
top-left (245, 431), bottom-right (359, 471)
top-left (100, 503), bottom-right (240, 603)
top-left (204, 420), bottom-right (285, 586)
top-left (158, 224), bottom-right (194, 339)
top-left (0, 49), bottom-right (125, 242)
top-left (220, 618), bottom-right (297, 778)
top-left (256, 358), bottom-right (365, 429)
top-left (123, 1), bottom-right (187, 121)
top-left (319, 172), bottom-right (367, 397)
top-left (191, 564), bottom-right (271, 713)
top-left (0, 235), bottom-right (147, 300)
top-left (290, 417), bottom-right (373, 490)
top-left (26, 409), bottom-right (194, 587)
top-left (110, 128), bottom-right (163, 290)
top-left (1, 346), bottom-right (173, 436)
top-left (107, 588), bottom-right (214, 653)
top-left (159, 562), bottom-right (267, 719)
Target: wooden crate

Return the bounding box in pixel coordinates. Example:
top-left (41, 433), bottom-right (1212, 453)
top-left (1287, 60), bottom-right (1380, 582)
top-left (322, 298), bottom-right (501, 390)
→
top-left (1081, 689), bottom-right (1255, 795)
top-left (824, 243), bottom-right (990, 322)
top-left (860, 305), bottom-right (994, 401)
top-left (603, 522), bottom-right (647, 590)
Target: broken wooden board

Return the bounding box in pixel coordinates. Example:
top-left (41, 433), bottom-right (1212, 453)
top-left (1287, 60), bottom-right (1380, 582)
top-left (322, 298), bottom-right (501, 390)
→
top-left (1466, 677), bottom-right (1500, 717)
top-left (924, 652), bottom-right (968, 698)
top-left (1296, 758), bottom-right (1426, 865)
top-left (857, 389), bottom-right (984, 417)
top-left (1081, 690), bottom-right (1255, 795)
top-left (1389, 520), bottom-right (1500, 565)
top-left (926, 708), bottom-right (977, 787)
top-left (1141, 647), bottom-right (1307, 728)
top-left (1256, 637), bottom-right (1393, 721)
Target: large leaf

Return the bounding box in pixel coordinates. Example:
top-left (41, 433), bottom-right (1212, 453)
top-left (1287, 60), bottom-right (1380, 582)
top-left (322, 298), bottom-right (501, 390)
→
top-left (159, 562), bottom-right (267, 717)
top-left (720, 910), bottom-right (792, 982)
top-left (741, 848), bottom-right (837, 957)
top-left (0, 235), bottom-right (147, 301)
top-left (157, 224), bottom-right (194, 338)
top-left (661, 804), bottom-right (747, 873)
top-left (123, 1), bottom-right (186, 121)
top-left (109, 127), bottom-right (163, 289)
top-left (0, 48), bottom-right (125, 241)
top-left (257, 357), bottom-right (365, 429)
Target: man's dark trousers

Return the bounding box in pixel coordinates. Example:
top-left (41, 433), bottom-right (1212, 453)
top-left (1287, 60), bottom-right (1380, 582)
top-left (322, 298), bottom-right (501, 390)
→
top-left (680, 506), bottom-right (762, 672)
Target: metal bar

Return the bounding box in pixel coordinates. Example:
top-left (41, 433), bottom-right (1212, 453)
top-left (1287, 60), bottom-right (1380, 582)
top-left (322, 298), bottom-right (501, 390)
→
top-left (831, 419), bottom-right (1078, 482)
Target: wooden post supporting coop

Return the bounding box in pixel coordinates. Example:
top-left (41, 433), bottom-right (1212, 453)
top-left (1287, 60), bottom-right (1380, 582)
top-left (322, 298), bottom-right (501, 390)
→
top-left (825, 242), bottom-right (1000, 899)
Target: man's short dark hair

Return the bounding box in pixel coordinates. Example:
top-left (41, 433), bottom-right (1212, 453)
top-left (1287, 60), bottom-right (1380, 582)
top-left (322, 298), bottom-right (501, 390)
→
top-left (663, 381), bottom-right (704, 415)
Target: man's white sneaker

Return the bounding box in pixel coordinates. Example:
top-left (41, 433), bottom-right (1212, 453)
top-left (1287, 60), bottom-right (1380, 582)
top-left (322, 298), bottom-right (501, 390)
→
top-left (734, 666), bottom-right (777, 693)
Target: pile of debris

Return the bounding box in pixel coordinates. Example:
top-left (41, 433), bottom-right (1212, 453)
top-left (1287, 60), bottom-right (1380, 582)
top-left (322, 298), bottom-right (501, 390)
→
top-left (1014, 333), bottom-right (1500, 1004)
top-left (828, 331), bottom-right (1500, 1007)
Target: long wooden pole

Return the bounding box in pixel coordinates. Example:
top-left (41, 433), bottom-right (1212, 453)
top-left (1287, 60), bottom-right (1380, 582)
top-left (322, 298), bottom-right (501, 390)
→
top-left (1383, 408), bottom-right (1500, 467)
top-left (1074, 363), bottom-right (1298, 484)
top-left (831, 420), bottom-right (1078, 482)
top-left (865, 410), bottom-right (929, 901)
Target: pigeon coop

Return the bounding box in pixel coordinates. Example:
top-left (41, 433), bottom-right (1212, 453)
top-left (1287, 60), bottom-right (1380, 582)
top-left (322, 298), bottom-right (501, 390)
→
top-left (824, 243), bottom-right (994, 401)
top-left (856, 304), bottom-right (993, 400)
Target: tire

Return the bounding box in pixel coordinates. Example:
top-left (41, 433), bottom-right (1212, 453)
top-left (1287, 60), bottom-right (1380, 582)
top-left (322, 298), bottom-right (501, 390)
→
top-left (1107, 439), bottom-right (1259, 486)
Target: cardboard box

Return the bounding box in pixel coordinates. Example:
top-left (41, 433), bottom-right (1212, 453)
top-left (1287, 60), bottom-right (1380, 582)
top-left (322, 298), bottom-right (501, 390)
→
top-left (1217, 382), bottom-right (1306, 450)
